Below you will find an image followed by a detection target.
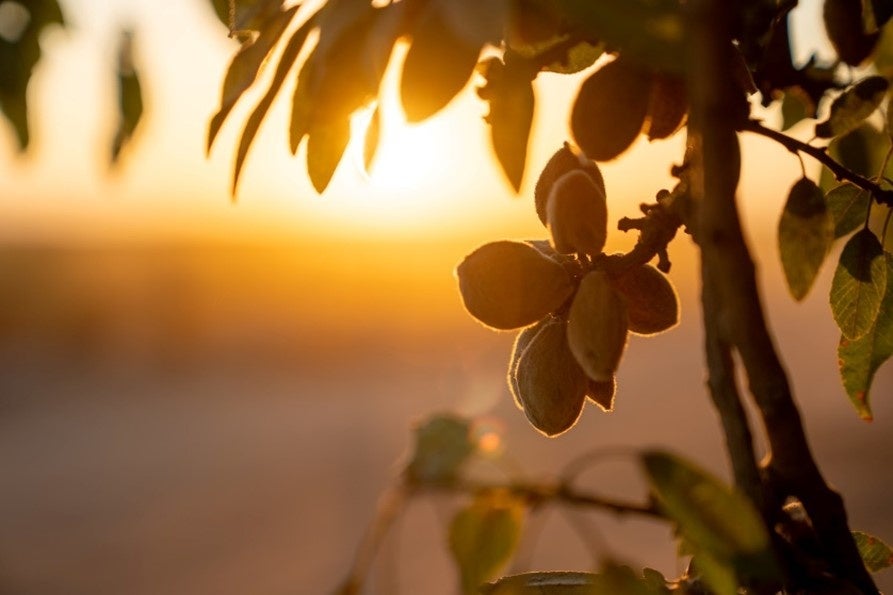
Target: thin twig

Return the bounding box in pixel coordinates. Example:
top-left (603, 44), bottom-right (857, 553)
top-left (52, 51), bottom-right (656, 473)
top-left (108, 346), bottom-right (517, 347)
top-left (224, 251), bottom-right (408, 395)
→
top-left (742, 119), bottom-right (893, 207)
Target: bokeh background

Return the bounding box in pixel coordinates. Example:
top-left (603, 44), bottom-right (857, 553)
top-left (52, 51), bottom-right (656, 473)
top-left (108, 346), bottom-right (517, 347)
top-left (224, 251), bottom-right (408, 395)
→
top-left (0, 1), bottom-right (891, 593)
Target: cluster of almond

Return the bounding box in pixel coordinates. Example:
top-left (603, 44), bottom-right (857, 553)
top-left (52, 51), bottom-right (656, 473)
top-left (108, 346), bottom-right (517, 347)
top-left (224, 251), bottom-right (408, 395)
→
top-left (456, 144), bottom-right (680, 436)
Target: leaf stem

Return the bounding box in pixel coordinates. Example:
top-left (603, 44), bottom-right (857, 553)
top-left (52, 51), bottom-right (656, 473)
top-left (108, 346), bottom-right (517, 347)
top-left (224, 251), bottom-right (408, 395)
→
top-left (742, 119), bottom-right (893, 208)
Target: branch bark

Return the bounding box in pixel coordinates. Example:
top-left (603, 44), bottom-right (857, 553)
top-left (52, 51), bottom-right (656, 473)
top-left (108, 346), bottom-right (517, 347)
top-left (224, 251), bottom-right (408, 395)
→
top-left (686, 1), bottom-right (877, 593)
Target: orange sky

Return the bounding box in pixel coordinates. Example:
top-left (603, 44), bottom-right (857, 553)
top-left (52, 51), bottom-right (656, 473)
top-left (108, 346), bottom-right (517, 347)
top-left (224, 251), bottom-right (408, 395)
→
top-left (0, 0), bottom-right (831, 246)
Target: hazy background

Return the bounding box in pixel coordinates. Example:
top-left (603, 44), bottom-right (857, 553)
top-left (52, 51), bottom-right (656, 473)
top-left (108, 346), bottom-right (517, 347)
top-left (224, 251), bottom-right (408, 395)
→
top-left (0, 0), bottom-right (891, 594)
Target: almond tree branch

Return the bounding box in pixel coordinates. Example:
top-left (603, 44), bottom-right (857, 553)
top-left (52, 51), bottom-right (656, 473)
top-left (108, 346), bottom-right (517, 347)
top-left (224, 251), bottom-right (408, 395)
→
top-left (687, 1), bottom-right (877, 593)
top-left (742, 119), bottom-right (893, 207)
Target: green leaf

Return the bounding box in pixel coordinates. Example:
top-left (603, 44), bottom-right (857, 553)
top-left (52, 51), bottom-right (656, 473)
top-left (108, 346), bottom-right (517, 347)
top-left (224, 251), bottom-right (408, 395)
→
top-left (781, 89), bottom-right (811, 131)
top-left (830, 229), bottom-right (887, 340)
top-left (482, 564), bottom-right (671, 594)
top-left (400, 2), bottom-right (484, 122)
top-left (778, 178), bottom-right (835, 301)
top-left (853, 530), bottom-right (893, 572)
top-left (818, 124), bottom-right (888, 193)
top-left (815, 76), bottom-right (889, 139)
top-left (826, 184), bottom-right (871, 238)
top-left (478, 56), bottom-right (535, 192)
top-left (406, 414), bottom-right (475, 483)
top-left (111, 31), bottom-right (143, 164)
top-left (207, 5), bottom-right (298, 154)
top-left (838, 253), bottom-right (893, 420)
top-left (641, 451), bottom-right (779, 591)
top-left (542, 41), bottom-right (604, 75)
top-left (556, 0), bottom-right (685, 74)
top-left (449, 492), bottom-right (524, 595)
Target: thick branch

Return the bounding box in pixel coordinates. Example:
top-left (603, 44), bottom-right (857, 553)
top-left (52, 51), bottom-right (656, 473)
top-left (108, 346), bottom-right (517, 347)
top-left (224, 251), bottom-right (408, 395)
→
top-left (742, 119), bottom-right (893, 207)
top-left (687, 1), bottom-right (878, 593)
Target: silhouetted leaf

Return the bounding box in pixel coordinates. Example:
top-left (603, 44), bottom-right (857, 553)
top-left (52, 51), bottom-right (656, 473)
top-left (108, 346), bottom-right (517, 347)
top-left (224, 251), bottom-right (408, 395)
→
top-left (815, 76), bottom-right (888, 139)
top-left (232, 20), bottom-right (313, 195)
top-left (824, 0), bottom-right (880, 66)
top-left (778, 178), bottom-right (834, 301)
top-left (642, 451), bottom-right (779, 592)
top-left (0, 0), bottom-right (66, 150)
top-left (207, 5), bottom-right (298, 153)
top-left (401, 1), bottom-right (485, 122)
top-left (557, 0), bottom-right (685, 73)
top-left (873, 0), bottom-right (893, 28)
top-left (290, 0), bottom-right (402, 154)
top-left (826, 184), bottom-right (870, 238)
top-left (478, 56), bottom-right (535, 192)
top-left (306, 114), bottom-right (350, 193)
top-left (853, 530), bottom-right (893, 572)
top-left (450, 492), bottom-right (524, 595)
top-left (110, 30), bottom-right (143, 165)
top-left (571, 57), bottom-right (651, 161)
top-left (838, 253), bottom-right (893, 420)
top-left (407, 414), bottom-right (475, 483)
top-left (644, 73), bottom-right (687, 141)
top-left (515, 318), bottom-right (588, 436)
top-left (830, 229), bottom-right (887, 340)
top-left (456, 241), bottom-right (574, 330)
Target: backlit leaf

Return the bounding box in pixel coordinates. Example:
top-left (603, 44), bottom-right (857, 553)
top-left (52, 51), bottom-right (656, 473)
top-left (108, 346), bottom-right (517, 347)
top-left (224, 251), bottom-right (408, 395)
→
top-left (111, 30), bottom-right (143, 165)
top-left (449, 492), bottom-right (524, 595)
top-left (232, 20), bottom-right (313, 195)
top-left (830, 229), bottom-right (887, 340)
top-left (853, 530), bottom-right (893, 572)
top-left (407, 414), bottom-right (475, 483)
top-left (542, 41), bottom-right (603, 75)
top-left (819, 124), bottom-right (888, 193)
top-left (838, 253), bottom-right (893, 420)
top-left (571, 57), bottom-right (651, 161)
top-left (642, 451), bottom-right (779, 590)
top-left (456, 241), bottom-right (574, 330)
top-left (478, 56), bottom-right (535, 192)
top-left (826, 184), bottom-right (870, 238)
top-left (207, 5), bottom-right (298, 153)
top-left (515, 318), bottom-right (588, 436)
top-left (643, 451), bottom-right (771, 557)
top-left (306, 114), bottom-right (350, 193)
top-left (815, 76), bottom-right (889, 139)
top-left (401, 2), bottom-right (483, 122)
top-left (778, 177), bottom-right (834, 301)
